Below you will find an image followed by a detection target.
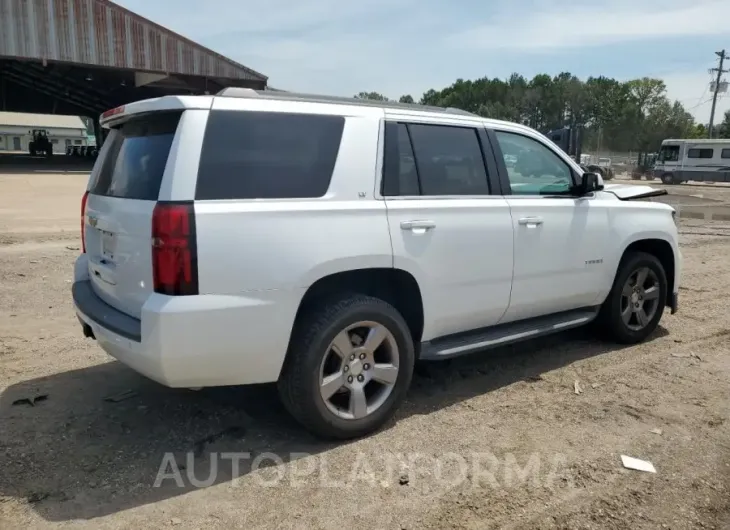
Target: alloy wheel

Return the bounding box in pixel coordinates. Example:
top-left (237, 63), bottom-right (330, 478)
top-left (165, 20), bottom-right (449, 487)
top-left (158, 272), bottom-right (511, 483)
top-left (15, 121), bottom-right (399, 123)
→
top-left (620, 266), bottom-right (661, 331)
top-left (318, 321), bottom-right (400, 420)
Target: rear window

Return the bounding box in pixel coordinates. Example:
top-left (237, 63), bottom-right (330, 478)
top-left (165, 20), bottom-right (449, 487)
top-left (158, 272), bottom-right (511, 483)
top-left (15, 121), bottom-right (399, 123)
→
top-left (195, 110), bottom-right (345, 200)
top-left (89, 111), bottom-right (181, 200)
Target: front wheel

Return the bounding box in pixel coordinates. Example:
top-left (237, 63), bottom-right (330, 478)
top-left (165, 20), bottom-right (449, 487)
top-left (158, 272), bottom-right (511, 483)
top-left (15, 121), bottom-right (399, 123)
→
top-left (278, 294), bottom-right (415, 439)
top-left (587, 165), bottom-right (605, 178)
top-left (661, 173), bottom-right (676, 185)
top-left (596, 252), bottom-right (667, 344)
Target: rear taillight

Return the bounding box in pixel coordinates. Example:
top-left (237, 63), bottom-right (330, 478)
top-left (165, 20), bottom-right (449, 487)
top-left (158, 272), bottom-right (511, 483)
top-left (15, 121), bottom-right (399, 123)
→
top-left (101, 105), bottom-right (125, 119)
top-left (81, 190), bottom-right (89, 253)
top-left (151, 202), bottom-right (198, 296)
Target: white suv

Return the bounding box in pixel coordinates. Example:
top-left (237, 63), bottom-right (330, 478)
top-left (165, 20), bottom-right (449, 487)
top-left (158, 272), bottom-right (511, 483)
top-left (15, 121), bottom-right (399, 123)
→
top-left (72, 89), bottom-right (681, 439)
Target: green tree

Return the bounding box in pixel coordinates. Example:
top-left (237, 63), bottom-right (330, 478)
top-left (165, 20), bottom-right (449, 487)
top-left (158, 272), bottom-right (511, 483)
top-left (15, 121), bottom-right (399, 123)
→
top-left (362, 71), bottom-right (699, 152)
top-left (399, 94), bottom-right (415, 104)
top-left (691, 123), bottom-right (708, 138)
top-left (624, 78), bottom-right (667, 154)
top-left (718, 110), bottom-right (730, 139)
top-left (354, 91), bottom-right (389, 101)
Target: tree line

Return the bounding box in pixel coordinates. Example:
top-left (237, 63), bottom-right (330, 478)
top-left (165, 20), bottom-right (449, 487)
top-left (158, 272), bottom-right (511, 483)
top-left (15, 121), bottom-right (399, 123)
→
top-left (355, 73), bottom-right (730, 153)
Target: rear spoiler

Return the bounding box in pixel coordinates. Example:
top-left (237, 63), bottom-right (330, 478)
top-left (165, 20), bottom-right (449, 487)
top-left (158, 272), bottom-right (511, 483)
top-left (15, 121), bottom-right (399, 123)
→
top-left (100, 95), bottom-right (214, 127)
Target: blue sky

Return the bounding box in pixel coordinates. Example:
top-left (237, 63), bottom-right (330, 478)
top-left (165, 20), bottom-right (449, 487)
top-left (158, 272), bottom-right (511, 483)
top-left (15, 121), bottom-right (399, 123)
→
top-left (117, 0), bottom-right (730, 123)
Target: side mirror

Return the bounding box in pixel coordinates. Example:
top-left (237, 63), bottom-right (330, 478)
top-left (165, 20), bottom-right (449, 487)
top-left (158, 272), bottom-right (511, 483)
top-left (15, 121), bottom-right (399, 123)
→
top-left (578, 172), bottom-right (604, 195)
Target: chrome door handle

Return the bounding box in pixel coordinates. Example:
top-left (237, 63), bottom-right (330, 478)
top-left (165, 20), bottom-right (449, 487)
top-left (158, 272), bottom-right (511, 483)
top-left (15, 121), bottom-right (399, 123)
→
top-left (400, 220), bottom-right (436, 231)
top-left (518, 216), bottom-right (544, 226)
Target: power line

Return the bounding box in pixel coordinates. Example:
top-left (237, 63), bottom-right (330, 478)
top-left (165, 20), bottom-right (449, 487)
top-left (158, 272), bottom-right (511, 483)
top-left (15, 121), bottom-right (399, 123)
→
top-left (677, 71), bottom-right (716, 112)
top-left (688, 96), bottom-right (714, 112)
top-left (683, 84), bottom-right (710, 109)
top-left (708, 49), bottom-right (729, 138)
top-left (696, 78), bottom-right (710, 103)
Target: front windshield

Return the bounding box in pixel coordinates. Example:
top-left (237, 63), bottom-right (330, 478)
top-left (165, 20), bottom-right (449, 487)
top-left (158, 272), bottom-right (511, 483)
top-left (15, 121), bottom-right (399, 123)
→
top-left (658, 145), bottom-right (680, 162)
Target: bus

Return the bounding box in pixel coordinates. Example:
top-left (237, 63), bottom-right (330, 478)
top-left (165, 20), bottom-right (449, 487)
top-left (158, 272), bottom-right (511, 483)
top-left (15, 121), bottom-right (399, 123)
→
top-left (654, 138), bottom-right (730, 184)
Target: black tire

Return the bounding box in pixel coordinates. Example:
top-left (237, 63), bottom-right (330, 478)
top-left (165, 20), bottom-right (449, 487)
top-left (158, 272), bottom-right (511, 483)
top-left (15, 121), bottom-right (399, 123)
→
top-left (661, 173), bottom-right (676, 185)
top-left (587, 165), bottom-right (604, 178)
top-left (278, 293), bottom-right (415, 439)
top-left (596, 251), bottom-right (667, 344)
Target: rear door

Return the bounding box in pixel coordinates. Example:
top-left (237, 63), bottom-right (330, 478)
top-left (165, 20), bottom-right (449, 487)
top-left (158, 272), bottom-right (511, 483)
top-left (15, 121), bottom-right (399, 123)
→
top-left (84, 111), bottom-right (182, 319)
top-left (381, 119), bottom-right (514, 341)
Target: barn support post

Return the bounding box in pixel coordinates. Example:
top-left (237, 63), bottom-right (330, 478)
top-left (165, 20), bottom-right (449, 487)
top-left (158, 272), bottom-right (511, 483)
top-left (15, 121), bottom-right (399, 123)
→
top-left (93, 118), bottom-right (103, 149)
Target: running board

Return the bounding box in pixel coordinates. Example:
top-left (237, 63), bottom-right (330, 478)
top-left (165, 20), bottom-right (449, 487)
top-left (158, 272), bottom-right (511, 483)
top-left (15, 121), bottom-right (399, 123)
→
top-left (419, 307), bottom-right (600, 360)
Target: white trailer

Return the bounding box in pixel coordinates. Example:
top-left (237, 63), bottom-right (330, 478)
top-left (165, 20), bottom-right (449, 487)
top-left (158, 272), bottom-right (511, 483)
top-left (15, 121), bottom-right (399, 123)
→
top-left (653, 138), bottom-right (730, 184)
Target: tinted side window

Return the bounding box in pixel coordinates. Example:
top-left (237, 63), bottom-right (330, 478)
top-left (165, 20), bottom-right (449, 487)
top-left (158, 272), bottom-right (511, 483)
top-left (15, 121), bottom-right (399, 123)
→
top-left (407, 124), bottom-right (489, 196)
top-left (382, 123), bottom-right (420, 196)
top-left (721, 148), bottom-right (730, 159)
top-left (687, 148), bottom-right (714, 159)
top-left (196, 111), bottom-right (345, 200)
top-left (395, 124), bottom-right (421, 195)
top-left (494, 131), bottom-right (573, 195)
top-left (89, 111), bottom-right (181, 200)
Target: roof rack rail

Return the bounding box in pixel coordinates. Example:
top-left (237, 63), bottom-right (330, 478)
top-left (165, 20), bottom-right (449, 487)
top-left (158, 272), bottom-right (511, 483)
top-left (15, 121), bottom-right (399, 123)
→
top-left (215, 87), bottom-right (480, 117)
top-left (444, 107), bottom-right (479, 116)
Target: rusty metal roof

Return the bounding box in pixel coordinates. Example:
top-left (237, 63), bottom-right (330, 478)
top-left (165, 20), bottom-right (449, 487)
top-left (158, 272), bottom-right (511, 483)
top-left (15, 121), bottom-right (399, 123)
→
top-left (0, 0), bottom-right (267, 83)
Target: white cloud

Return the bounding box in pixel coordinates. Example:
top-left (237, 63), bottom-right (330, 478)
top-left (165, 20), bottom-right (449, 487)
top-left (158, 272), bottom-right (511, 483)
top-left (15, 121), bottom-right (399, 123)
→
top-left (116, 0), bottom-right (439, 95)
top-left (117, 0), bottom-right (420, 38)
top-left (447, 0), bottom-right (730, 51)
top-left (115, 0), bottom-right (730, 125)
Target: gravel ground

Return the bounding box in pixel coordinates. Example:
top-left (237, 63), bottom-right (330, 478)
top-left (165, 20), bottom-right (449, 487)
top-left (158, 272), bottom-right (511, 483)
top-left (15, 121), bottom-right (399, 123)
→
top-left (1, 172), bottom-right (729, 529)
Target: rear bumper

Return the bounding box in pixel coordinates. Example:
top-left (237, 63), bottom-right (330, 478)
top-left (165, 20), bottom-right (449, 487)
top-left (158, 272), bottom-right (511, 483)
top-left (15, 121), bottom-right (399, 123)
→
top-left (72, 257), bottom-right (302, 388)
top-left (73, 281), bottom-right (141, 341)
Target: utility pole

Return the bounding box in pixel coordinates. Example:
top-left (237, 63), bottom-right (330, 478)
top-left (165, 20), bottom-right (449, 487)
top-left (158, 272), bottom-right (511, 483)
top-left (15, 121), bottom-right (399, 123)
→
top-left (708, 49), bottom-right (728, 138)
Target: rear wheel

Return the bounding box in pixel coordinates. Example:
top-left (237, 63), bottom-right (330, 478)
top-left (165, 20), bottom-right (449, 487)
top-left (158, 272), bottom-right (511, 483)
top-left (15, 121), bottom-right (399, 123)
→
top-left (587, 165), bottom-right (604, 178)
top-left (278, 294), bottom-right (415, 439)
top-left (596, 252), bottom-right (667, 344)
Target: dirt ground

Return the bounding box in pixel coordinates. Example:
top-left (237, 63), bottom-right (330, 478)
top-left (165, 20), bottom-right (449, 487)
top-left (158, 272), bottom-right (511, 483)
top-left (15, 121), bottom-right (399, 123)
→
top-left (1, 169), bottom-right (729, 530)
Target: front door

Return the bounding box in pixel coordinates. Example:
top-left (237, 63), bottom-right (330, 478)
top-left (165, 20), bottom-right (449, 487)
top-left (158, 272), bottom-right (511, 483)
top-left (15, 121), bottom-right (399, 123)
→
top-left (13, 137), bottom-right (21, 150)
top-left (382, 120), bottom-right (514, 340)
top-left (491, 128), bottom-right (610, 323)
